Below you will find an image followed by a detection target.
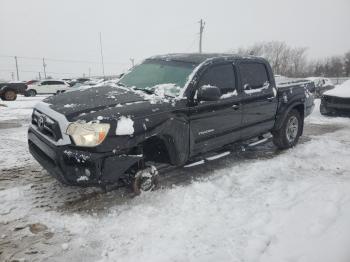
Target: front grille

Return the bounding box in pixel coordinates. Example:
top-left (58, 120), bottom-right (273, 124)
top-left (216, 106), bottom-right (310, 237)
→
top-left (32, 110), bottom-right (62, 141)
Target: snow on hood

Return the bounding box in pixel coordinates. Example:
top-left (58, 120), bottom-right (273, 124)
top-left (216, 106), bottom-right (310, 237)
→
top-left (324, 80), bottom-right (350, 98)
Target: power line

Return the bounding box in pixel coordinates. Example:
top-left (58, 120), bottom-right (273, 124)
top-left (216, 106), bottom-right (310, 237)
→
top-left (0, 54), bottom-right (127, 65)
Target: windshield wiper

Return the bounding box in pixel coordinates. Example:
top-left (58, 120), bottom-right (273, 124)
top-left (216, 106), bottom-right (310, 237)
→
top-left (133, 87), bottom-right (154, 94)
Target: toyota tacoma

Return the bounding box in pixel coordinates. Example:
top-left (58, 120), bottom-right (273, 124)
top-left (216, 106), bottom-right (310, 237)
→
top-left (28, 54), bottom-right (313, 193)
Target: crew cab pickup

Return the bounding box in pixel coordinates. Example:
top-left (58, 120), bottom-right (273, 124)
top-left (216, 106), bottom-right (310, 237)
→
top-left (28, 54), bottom-right (312, 193)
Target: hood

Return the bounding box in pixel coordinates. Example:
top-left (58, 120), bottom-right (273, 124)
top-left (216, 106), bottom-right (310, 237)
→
top-left (324, 80), bottom-right (350, 98)
top-left (44, 85), bottom-right (179, 122)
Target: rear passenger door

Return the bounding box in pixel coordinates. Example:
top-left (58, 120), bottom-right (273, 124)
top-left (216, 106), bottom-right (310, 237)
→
top-left (51, 81), bottom-right (67, 92)
top-left (189, 63), bottom-right (243, 155)
top-left (238, 61), bottom-right (278, 139)
top-left (36, 81), bottom-right (50, 94)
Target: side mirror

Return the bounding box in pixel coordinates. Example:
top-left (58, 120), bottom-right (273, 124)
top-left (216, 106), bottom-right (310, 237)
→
top-left (197, 85), bottom-right (221, 101)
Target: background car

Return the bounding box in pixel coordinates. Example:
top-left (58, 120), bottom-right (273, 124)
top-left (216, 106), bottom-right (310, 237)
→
top-left (25, 80), bottom-right (70, 96)
top-left (320, 79), bottom-right (350, 116)
top-left (0, 82), bottom-right (28, 101)
top-left (306, 77), bottom-right (334, 97)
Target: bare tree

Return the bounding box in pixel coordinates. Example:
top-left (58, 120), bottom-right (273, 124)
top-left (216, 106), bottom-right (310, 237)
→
top-left (344, 51), bottom-right (350, 77)
top-left (234, 41), bottom-right (308, 77)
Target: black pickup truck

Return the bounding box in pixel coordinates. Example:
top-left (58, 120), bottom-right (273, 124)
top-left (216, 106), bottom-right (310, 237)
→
top-left (28, 54), bottom-right (312, 193)
top-left (0, 82), bottom-right (28, 101)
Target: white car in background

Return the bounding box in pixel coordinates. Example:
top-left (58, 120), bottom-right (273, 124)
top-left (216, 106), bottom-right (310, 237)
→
top-left (26, 80), bottom-right (70, 96)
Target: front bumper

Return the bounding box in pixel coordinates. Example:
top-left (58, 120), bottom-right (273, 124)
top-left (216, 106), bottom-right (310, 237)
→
top-left (28, 127), bottom-right (141, 186)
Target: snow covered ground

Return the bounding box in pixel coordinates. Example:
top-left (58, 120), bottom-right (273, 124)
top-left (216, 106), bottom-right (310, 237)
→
top-left (1, 96), bottom-right (350, 262)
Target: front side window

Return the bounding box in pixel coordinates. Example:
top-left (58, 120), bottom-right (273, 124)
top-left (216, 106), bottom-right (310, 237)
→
top-left (119, 60), bottom-right (196, 97)
top-left (198, 64), bottom-right (236, 95)
top-left (239, 63), bottom-right (269, 90)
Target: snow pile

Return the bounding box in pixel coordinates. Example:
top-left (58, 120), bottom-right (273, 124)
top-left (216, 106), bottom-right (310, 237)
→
top-left (63, 104), bottom-right (77, 108)
top-left (153, 83), bottom-right (181, 98)
top-left (221, 90), bottom-right (237, 99)
top-left (115, 116), bottom-right (134, 135)
top-left (2, 98), bottom-right (350, 261)
top-left (324, 80), bottom-right (350, 98)
top-left (34, 122), bottom-right (350, 262)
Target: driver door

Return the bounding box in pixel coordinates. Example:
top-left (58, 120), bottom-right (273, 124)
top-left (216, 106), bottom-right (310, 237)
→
top-left (189, 63), bottom-right (243, 155)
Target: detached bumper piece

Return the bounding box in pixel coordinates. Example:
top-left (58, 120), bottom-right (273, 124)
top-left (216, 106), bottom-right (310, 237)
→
top-left (28, 127), bottom-right (141, 186)
top-left (321, 96), bottom-right (350, 116)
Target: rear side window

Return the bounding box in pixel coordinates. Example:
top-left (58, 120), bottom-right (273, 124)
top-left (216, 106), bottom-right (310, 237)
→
top-left (239, 63), bottom-right (269, 90)
top-left (198, 64), bottom-right (236, 94)
top-left (50, 81), bottom-right (64, 85)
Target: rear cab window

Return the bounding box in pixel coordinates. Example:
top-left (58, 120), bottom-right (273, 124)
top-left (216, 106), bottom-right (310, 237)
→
top-left (239, 62), bottom-right (270, 94)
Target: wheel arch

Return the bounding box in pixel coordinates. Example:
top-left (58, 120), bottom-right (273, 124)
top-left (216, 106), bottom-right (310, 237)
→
top-left (138, 117), bottom-right (190, 166)
top-left (274, 102), bottom-right (305, 134)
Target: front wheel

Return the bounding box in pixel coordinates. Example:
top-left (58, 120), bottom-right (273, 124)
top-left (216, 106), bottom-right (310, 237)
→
top-left (132, 166), bottom-right (159, 195)
top-left (273, 109), bottom-right (303, 149)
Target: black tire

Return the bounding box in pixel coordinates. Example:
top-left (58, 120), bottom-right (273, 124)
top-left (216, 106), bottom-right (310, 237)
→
top-left (2, 90), bottom-right (17, 101)
top-left (27, 89), bottom-right (37, 97)
top-left (273, 109), bottom-right (303, 149)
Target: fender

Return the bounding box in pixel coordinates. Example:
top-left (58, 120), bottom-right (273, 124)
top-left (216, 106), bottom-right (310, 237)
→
top-left (158, 116), bottom-right (190, 165)
top-left (273, 100), bottom-right (305, 132)
top-left (133, 115), bottom-right (190, 166)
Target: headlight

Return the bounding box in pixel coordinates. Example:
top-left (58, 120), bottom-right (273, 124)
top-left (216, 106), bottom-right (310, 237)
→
top-left (66, 122), bottom-right (110, 147)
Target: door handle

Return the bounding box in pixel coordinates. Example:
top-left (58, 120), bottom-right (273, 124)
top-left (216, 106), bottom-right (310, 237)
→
top-left (232, 104), bottom-right (240, 110)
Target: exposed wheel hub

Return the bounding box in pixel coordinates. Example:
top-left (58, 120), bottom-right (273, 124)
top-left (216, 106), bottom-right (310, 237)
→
top-left (133, 166), bottom-right (159, 195)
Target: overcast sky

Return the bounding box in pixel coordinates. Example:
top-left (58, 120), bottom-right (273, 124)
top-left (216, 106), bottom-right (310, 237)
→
top-left (0, 0), bottom-right (349, 80)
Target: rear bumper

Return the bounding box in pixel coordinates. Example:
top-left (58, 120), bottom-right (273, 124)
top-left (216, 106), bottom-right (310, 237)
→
top-left (321, 96), bottom-right (350, 116)
top-left (28, 127), bottom-right (141, 186)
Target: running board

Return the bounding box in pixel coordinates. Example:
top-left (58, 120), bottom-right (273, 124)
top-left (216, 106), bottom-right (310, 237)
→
top-left (150, 133), bottom-right (272, 172)
top-left (245, 134), bottom-right (272, 148)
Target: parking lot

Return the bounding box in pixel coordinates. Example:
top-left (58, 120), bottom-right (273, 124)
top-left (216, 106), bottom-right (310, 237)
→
top-left (0, 96), bottom-right (350, 261)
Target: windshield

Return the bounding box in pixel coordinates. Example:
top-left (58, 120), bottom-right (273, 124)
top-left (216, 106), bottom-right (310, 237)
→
top-left (118, 60), bottom-right (196, 97)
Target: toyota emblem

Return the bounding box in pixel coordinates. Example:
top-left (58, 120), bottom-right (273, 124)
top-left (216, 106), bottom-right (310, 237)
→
top-left (38, 116), bottom-right (45, 130)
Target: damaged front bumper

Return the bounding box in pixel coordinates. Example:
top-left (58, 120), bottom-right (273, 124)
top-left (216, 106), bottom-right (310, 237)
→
top-left (28, 127), bottom-right (142, 186)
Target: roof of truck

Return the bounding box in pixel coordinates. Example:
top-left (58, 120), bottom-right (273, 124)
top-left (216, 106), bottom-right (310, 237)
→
top-left (148, 53), bottom-right (262, 64)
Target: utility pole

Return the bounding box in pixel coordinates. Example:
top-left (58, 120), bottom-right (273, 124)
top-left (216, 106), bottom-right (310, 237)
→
top-left (99, 32), bottom-right (105, 79)
top-left (38, 72), bottom-right (41, 80)
top-left (88, 67), bottom-right (91, 78)
top-left (14, 56), bottom-right (19, 80)
top-left (43, 58), bottom-right (47, 79)
top-left (11, 72), bottom-right (14, 81)
top-left (130, 58), bottom-right (135, 68)
top-left (199, 19), bottom-right (205, 53)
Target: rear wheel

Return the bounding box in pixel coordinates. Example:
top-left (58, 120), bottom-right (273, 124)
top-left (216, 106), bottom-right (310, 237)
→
top-left (273, 109), bottom-right (302, 149)
top-left (2, 90), bottom-right (17, 101)
top-left (132, 165), bottom-right (159, 195)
